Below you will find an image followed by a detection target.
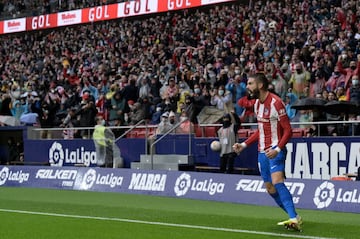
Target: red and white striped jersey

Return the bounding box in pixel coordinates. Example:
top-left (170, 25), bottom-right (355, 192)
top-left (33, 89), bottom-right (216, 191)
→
top-left (245, 92), bottom-right (292, 152)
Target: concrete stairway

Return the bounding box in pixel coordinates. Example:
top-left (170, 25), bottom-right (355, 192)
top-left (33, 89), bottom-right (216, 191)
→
top-left (130, 154), bottom-right (194, 171)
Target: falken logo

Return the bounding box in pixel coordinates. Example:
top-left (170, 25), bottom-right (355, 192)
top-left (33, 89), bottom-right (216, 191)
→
top-left (174, 173), bottom-right (225, 197)
top-left (0, 167), bottom-right (29, 185)
top-left (48, 141), bottom-right (96, 167)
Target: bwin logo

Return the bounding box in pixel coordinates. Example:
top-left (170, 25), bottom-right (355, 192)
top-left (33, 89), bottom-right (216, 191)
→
top-left (49, 142), bottom-right (65, 166)
top-left (174, 173), bottom-right (191, 196)
top-left (313, 181), bottom-right (335, 209)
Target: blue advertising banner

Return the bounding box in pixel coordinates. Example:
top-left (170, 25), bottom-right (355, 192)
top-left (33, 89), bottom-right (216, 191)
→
top-left (1, 166), bottom-right (359, 214)
top-left (23, 136), bottom-right (360, 179)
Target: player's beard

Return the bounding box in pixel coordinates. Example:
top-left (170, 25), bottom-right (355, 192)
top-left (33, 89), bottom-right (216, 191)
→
top-left (247, 88), bottom-right (260, 100)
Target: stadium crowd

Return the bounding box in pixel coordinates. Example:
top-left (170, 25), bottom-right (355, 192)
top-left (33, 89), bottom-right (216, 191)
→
top-left (0, 0), bottom-right (360, 138)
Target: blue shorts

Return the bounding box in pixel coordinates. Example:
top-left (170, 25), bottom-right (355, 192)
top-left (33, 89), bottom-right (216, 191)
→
top-left (258, 148), bottom-right (287, 183)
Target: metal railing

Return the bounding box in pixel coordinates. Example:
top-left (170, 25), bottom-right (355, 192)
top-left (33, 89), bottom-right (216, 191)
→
top-left (149, 119), bottom-right (192, 169)
top-left (27, 119), bottom-right (360, 140)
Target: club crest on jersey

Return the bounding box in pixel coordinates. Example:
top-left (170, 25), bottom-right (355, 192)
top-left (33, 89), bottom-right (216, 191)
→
top-left (264, 108), bottom-right (269, 116)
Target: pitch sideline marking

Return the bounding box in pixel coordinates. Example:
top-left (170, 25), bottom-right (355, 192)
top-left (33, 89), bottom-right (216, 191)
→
top-left (0, 208), bottom-right (338, 239)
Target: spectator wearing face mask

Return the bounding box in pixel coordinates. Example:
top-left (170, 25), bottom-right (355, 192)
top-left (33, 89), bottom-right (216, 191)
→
top-left (348, 76), bottom-right (360, 104)
top-left (168, 111), bottom-right (177, 125)
top-left (148, 111), bottom-right (173, 154)
top-left (225, 74), bottom-right (247, 116)
top-left (217, 112), bottom-right (240, 174)
top-left (326, 66), bottom-right (346, 92)
top-left (210, 85), bottom-right (234, 114)
top-left (176, 111), bottom-right (194, 134)
top-left (337, 57), bottom-right (360, 90)
top-left (183, 95), bottom-right (201, 124)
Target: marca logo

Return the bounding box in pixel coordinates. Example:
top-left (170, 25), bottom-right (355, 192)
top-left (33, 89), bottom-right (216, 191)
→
top-left (80, 169), bottom-right (123, 190)
top-left (313, 181), bottom-right (360, 209)
top-left (128, 173), bottom-right (166, 191)
top-left (0, 167), bottom-right (29, 185)
top-left (174, 173), bottom-right (225, 197)
top-left (48, 141), bottom-right (96, 167)
top-left (286, 142), bottom-right (360, 179)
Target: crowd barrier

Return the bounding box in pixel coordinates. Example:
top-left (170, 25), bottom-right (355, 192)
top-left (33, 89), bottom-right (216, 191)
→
top-left (0, 165), bottom-right (359, 214)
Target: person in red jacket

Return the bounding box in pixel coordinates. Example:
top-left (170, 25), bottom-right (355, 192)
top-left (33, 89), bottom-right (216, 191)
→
top-left (233, 73), bottom-right (302, 231)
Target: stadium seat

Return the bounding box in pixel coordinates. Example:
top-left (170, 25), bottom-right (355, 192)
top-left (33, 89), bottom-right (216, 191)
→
top-left (194, 124), bottom-right (203, 137)
top-left (204, 126), bottom-right (218, 137)
top-left (126, 131), bottom-right (138, 138)
top-left (292, 128), bottom-right (305, 137)
top-left (248, 129), bottom-right (257, 137)
top-left (331, 176), bottom-right (353, 181)
top-left (237, 129), bottom-right (249, 138)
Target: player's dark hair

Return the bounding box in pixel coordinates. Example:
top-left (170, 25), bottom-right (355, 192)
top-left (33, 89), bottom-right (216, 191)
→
top-left (250, 73), bottom-right (269, 90)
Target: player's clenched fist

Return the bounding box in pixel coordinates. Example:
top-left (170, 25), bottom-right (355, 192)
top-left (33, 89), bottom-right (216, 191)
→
top-left (232, 143), bottom-right (245, 154)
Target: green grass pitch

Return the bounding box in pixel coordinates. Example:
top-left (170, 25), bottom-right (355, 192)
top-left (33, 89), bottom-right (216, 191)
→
top-left (0, 187), bottom-right (358, 239)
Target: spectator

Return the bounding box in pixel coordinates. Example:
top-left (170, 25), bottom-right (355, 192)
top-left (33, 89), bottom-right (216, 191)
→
top-left (176, 110), bottom-right (194, 134)
top-left (289, 63), bottom-right (311, 99)
top-left (75, 93), bottom-right (98, 139)
top-left (148, 111), bottom-right (173, 154)
top-left (60, 107), bottom-right (78, 139)
top-left (225, 74), bottom-right (247, 116)
top-left (183, 95), bottom-right (200, 124)
top-left (326, 91), bottom-right (342, 136)
top-left (128, 102), bottom-right (145, 125)
top-left (217, 112), bottom-right (240, 174)
top-left (349, 75), bottom-right (360, 104)
top-left (326, 66), bottom-right (346, 92)
top-left (108, 90), bottom-right (129, 126)
top-left (285, 93), bottom-right (298, 121)
top-left (210, 85), bottom-right (233, 113)
top-left (123, 78), bottom-right (139, 103)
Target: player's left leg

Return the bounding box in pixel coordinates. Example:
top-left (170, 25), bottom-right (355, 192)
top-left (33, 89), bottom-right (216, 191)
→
top-left (270, 150), bottom-right (302, 231)
top-left (258, 153), bottom-right (286, 212)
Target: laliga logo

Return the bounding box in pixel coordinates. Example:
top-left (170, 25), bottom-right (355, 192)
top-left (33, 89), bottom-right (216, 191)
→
top-left (48, 141), bottom-right (96, 166)
top-left (174, 173), bottom-right (224, 196)
top-left (174, 173), bottom-right (191, 196)
top-left (313, 181), bottom-right (335, 209)
top-left (80, 169), bottom-right (97, 190)
top-left (49, 142), bottom-right (65, 166)
top-left (0, 167), bottom-right (9, 185)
